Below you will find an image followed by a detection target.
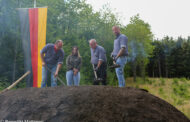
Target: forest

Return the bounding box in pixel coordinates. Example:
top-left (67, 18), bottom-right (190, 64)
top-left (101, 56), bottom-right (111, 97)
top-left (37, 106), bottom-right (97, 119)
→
top-left (0, 0), bottom-right (190, 87)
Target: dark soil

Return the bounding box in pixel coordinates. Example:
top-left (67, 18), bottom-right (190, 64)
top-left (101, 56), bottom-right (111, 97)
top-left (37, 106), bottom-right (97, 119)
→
top-left (0, 86), bottom-right (189, 122)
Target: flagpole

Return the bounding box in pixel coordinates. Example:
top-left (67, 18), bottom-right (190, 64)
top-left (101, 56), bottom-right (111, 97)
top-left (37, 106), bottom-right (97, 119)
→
top-left (34, 0), bottom-right (36, 8)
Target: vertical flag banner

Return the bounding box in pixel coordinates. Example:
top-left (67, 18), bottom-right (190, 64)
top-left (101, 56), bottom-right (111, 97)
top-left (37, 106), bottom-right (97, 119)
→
top-left (18, 7), bottom-right (47, 87)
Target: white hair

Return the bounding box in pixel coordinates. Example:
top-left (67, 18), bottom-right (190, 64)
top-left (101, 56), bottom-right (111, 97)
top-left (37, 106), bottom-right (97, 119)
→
top-left (89, 39), bottom-right (96, 44)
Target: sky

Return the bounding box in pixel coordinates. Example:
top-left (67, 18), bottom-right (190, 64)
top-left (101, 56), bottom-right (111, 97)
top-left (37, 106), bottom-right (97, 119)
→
top-left (86, 0), bottom-right (190, 39)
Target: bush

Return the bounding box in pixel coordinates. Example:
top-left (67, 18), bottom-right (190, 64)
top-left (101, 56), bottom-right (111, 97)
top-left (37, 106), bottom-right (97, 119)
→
top-left (187, 109), bottom-right (190, 119)
top-left (159, 88), bottom-right (164, 95)
top-left (107, 71), bottom-right (118, 86)
top-left (144, 77), bottom-right (153, 85)
top-left (172, 84), bottom-right (190, 99)
top-left (0, 77), bottom-right (10, 90)
top-left (15, 81), bottom-right (26, 89)
top-left (160, 78), bottom-right (165, 85)
top-left (179, 77), bottom-right (187, 82)
top-left (172, 78), bottom-right (179, 85)
top-left (171, 95), bottom-right (184, 105)
top-left (176, 99), bottom-right (184, 105)
top-left (135, 85), bottom-right (139, 89)
top-left (136, 77), bottom-right (145, 84)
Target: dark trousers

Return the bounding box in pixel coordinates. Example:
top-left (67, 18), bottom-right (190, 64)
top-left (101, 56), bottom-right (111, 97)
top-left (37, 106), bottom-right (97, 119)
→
top-left (93, 62), bottom-right (107, 85)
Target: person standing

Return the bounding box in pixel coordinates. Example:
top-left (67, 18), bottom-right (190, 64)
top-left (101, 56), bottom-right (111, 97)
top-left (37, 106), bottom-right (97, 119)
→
top-left (66, 46), bottom-right (82, 86)
top-left (89, 39), bottom-right (107, 85)
top-left (111, 26), bottom-right (128, 87)
top-left (40, 40), bottom-right (64, 87)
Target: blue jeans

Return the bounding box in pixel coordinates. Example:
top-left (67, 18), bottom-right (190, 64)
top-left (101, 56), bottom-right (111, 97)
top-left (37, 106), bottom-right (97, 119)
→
top-left (66, 70), bottom-right (80, 86)
top-left (41, 64), bottom-right (57, 87)
top-left (115, 57), bottom-right (127, 87)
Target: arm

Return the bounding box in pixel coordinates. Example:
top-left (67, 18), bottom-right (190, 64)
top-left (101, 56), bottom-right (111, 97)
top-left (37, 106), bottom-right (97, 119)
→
top-left (40, 53), bottom-right (45, 66)
top-left (97, 60), bottom-right (103, 68)
top-left (55, 50), bottom-right (64, 77)
top-left (115, 47), bottom-right (126, 59)
top-left (96, 47), bottom-right (105, 69)
top-left (115, 35), bottom-right (127, 60)
top-left (40, 44), bottom-right (51, 66)
top-left (74, 57), bottom-right (82, 75)
top-left (66, 55), bottom-right (74, 71)
top-left (75, 57), bottom-right (82, 70)
top-left (54, 63), bottom-right (62, 77)
top-left (40, 45), bottom-right (49, 66)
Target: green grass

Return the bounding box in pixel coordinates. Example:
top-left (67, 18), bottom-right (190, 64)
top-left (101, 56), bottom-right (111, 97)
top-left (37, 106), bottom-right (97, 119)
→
top-left (125, 77), bottom-right (190, 119)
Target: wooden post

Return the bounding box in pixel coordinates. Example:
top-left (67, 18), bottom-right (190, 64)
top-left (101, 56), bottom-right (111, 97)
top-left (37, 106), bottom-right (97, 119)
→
top-left (34, 0), bottom-right (36, 8)
top-left (0, 71), bottom-right (30, 94)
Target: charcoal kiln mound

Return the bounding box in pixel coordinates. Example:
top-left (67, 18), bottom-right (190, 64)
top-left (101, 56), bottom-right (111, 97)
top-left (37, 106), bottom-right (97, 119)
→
top-left (0, 86), bottom-right (189, 122)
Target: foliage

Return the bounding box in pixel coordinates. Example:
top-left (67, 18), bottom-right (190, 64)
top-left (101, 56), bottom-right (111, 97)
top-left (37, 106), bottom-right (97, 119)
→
top-left (123, 14), bottom-right (154, 81)
top-left (0, 0), bottom-right (120, 87)
top-left (147, 36), bottom-right (190, 78)
top-left (172, 83), bottom-right (190, 99)
top-left (158, 88), bottom-right (164, 95)
top-left (0, 0), bottom-right (190, 89)
top-left (160, 78), bottom-right (165, 85)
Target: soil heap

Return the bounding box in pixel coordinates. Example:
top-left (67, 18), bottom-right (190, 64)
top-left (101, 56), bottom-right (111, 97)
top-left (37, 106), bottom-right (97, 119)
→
top-left (0, 86), bottom-right (189, 122)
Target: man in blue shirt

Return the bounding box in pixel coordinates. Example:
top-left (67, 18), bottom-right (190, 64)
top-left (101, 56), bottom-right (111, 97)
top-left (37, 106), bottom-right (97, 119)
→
top-left (111, 26), bottom-right (128, 87)
top-left (89, 39), bottom-right (107, 85)
top-left (40, 40), bottom-right (64, 87)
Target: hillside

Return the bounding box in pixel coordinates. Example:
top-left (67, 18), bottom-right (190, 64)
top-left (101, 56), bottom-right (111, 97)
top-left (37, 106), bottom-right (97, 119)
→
top-left (126, 77), bottom-right (190, 118)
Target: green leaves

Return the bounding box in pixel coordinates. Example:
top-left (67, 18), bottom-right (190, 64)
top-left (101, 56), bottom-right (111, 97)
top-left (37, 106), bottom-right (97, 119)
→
top-left (148, 37), bottom-right (190, 78)
top-left (1, 0), bottom-right (190, 87)
top-left (122, 14), bottom-right (154, 80)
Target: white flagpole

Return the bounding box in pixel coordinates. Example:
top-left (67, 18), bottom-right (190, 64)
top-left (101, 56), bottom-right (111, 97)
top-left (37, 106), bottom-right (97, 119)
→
top-left (34, 0), bottom-right (36, 8)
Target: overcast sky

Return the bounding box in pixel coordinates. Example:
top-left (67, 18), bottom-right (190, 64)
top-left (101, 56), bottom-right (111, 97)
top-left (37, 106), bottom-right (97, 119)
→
top-left (86, 0), bottom-right (190, 39)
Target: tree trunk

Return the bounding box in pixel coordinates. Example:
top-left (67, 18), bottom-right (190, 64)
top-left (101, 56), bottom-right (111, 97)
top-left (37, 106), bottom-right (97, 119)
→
top-left (153, 70), bottom-right (154, 77)
top-left (158, 59), bottom-right (161, 78)
top-left (165, 58), bottom-right (168, 78)
top-left (140, 60), bottom-right (145, 81)
top-left (12, 40), bottom-right (17, 83)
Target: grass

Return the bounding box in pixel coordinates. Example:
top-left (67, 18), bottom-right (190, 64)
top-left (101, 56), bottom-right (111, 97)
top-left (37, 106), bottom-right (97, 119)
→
top-left (125, 77), bottom-right (190, 119)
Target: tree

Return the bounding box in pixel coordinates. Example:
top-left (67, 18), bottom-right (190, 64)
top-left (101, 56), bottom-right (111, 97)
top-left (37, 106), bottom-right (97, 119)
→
top-left (123, 14), bottom-right (154, 81)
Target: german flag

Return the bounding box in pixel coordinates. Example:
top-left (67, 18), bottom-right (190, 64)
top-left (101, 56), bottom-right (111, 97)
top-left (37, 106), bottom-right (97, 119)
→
top-left (18, 7), bottom-right (47, 88)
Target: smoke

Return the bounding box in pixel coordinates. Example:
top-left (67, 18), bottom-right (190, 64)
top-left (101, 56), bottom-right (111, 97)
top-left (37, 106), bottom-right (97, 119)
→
top-left (0, 0), bottom-right (24, 83)
top-left (0, 0), bottom-right (20, 37)
top-left (128, 40), bottom-right (137, 62)
top-left (127, 40), bottom-right (147, 62)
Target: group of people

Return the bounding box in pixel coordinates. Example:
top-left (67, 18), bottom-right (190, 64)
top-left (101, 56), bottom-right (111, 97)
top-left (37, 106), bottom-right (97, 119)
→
top-left (40, 26), bottom-right (128, 88)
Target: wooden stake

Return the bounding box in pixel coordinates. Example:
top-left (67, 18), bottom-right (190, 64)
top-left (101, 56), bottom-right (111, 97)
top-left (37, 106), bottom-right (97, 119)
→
top-left (0, 71), bottom-right (30, 94)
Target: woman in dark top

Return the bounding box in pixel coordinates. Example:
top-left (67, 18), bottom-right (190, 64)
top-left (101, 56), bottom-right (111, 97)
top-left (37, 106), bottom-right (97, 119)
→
top-left (66, 46), bottom-right (82, 86)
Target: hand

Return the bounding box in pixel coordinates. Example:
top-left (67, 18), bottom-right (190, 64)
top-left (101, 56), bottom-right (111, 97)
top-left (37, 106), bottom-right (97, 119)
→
top-left (94, 67), bottom-right (99, 72)
top-left (42, 61), bottom-right (45, 66)
top-left (113, 57), bottom-right (118, 62)
top-left (73, 68), bottom-right (78, 75)
top-left (110, 53), bottom-right (114, 58)
top-left (73, 68), bottom-right (78, 72)
top-left (73, 71), bottom-right (77, 76)
top-left (54, 71), bottom-right (58, 77)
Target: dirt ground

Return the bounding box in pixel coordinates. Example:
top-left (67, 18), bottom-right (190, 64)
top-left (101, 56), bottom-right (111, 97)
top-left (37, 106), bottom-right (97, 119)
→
top-left (0, 86), bottom-right (189, 122)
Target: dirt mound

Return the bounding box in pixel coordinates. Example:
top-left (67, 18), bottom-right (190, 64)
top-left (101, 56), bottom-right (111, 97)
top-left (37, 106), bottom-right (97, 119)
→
top-left (0, 86), bottom-right (189, 122)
